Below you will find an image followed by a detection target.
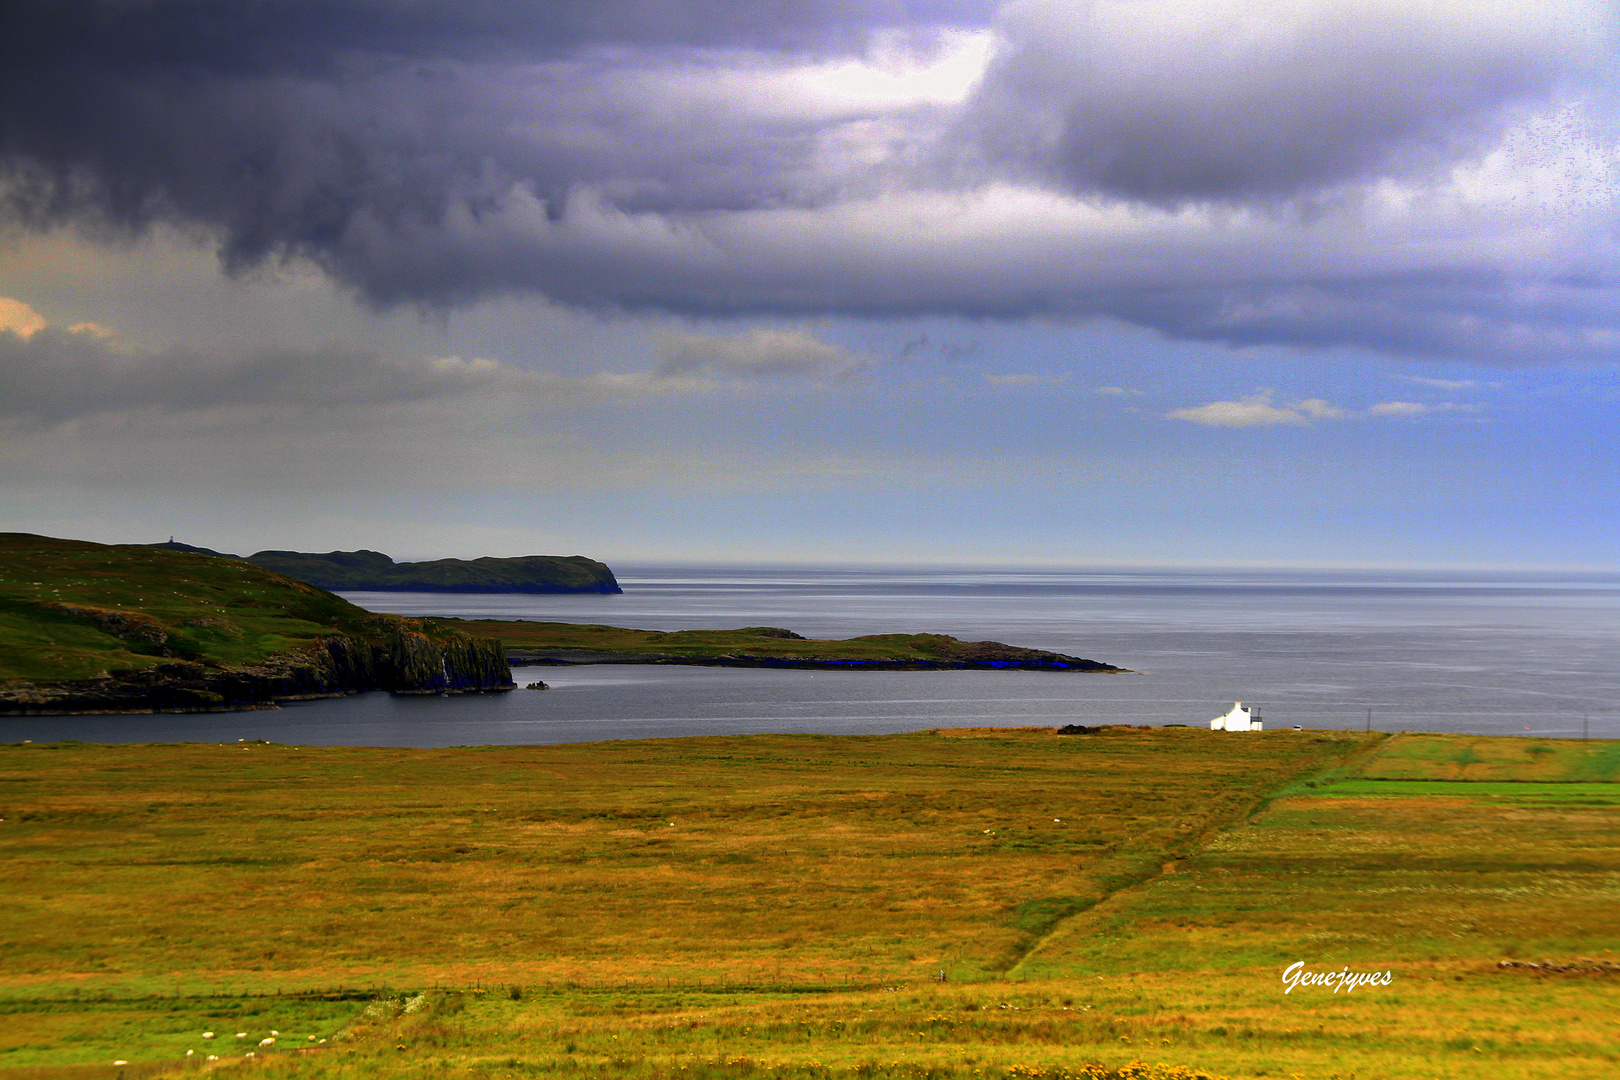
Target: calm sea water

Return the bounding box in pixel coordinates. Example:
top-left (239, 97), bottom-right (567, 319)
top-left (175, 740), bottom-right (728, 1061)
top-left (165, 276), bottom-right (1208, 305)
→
top-left (11, 566), bottom-right (1619, 746)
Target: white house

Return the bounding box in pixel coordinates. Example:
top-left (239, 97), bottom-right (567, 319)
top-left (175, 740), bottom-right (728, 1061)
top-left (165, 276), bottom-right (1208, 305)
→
top-left (1210, 701), bottom-right (1262, 731)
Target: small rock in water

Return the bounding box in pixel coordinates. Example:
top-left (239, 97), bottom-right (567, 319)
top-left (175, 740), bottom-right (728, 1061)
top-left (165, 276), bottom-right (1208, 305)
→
top-left (525, 681), bottom-right (550, 690)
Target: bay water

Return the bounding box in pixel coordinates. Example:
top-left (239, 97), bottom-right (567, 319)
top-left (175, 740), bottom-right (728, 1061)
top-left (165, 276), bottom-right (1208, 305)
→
top-left (10, 566), bottom-right (1618, 746)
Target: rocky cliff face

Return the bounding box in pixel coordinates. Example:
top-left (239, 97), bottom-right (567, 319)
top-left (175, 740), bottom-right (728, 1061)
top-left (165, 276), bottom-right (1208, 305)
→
top-left (0, 627), bottom-right (515, 715)
top-left (385, 627), bottom-right (512, 694)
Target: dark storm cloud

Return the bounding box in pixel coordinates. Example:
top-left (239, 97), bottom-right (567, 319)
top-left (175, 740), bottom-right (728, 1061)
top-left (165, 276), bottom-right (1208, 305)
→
top-left (3, 1), bottom-right (992, 72)
top-left (1, 1), bottom-right (970, 260)
top-left (0, 0), bottom-right (1613, 362)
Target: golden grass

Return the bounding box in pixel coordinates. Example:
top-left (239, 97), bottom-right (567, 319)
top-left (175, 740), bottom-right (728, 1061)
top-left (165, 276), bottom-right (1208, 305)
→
top-left (2, 730), bottom-right (1616, 1080)
top-left (0, 729), bottom-right (1355, 997)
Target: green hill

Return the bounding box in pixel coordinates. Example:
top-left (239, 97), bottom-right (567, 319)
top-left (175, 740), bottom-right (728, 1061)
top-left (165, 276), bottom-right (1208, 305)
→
top-left (0, 533), bottom-right (512, 713)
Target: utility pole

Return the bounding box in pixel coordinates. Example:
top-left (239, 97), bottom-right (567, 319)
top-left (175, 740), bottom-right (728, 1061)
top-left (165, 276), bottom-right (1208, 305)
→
top-left (1366, 708), bottom-right (1372, 733)
top-left (1584, 714), bottom-right (1589, 741)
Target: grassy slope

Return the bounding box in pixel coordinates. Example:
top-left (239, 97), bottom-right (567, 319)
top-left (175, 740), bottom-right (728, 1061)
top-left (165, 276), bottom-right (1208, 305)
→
top-left (1, 730), bottom-right (1615, 1080)
top-left (449, 619), bottom-right (1120, 667)
top-left (0, 533), bottom-right (382, 683)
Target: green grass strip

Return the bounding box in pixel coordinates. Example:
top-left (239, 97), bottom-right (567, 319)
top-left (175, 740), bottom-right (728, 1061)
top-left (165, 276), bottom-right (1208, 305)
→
top-left (1300, 778), bottom-right (1620, 801)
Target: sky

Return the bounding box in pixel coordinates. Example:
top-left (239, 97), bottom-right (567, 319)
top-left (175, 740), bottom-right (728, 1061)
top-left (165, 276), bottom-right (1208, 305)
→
top-left (0, 0), bottom-right (1615, 569)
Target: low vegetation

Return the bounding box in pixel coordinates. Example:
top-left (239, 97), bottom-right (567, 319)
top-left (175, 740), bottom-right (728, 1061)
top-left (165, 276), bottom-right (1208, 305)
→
top-left (2, 728), bottom-right (1613, 1078)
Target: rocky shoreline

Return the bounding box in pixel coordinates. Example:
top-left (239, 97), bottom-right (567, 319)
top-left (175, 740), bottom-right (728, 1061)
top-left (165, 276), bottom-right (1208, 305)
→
top-left (0, 628), bottom-right (514, 716)
top-left (2, 627), bottom-right (1124, 716)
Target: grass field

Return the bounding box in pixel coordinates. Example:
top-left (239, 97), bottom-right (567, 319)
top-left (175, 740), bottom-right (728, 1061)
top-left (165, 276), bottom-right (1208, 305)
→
top-left (1, 729), bottom-right (1614, 1079)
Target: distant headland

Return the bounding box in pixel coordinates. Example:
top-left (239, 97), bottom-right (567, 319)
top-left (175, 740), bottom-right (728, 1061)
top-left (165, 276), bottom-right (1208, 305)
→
top-left (141, 540), bottom-right (622, 595)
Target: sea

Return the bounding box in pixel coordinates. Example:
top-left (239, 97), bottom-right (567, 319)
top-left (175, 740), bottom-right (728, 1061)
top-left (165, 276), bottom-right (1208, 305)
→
top-left (10, 566), bottom-right (1619, 747)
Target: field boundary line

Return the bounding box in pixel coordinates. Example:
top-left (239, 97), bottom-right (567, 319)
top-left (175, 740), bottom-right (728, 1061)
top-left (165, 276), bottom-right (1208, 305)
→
top-left (1003, 733), bottom-right (1388, 979)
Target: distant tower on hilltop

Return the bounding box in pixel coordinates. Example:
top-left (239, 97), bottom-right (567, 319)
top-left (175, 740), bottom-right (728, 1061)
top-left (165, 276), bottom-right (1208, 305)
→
top-left (1211, 701), bottom-right (1262, 731)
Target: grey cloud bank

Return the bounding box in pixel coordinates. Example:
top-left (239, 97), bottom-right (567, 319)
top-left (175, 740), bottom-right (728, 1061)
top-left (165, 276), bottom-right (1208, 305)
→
top-left (964, 0), bottom-right (1593, 202)
top-left (1, 0), bottom-right (1615, 364)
